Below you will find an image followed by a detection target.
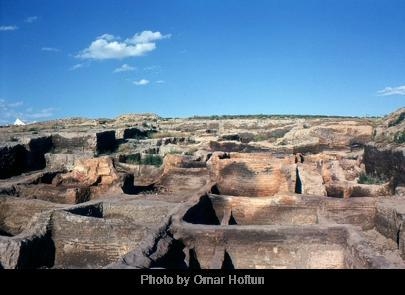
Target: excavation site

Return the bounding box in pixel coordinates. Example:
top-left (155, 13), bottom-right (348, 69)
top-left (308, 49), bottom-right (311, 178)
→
top-left (0, 109), bottom-right (404, 269)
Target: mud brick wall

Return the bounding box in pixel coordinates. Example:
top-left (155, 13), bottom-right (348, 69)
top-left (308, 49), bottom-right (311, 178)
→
top-left (177, 225), bottom-right (349, 269)
top-left (208, 153), bottom-right (294, 197)
top-left (51, 134), bottom-right (96, 153)
top-left (364, 144), bottom-right (405, 186)
top-left (25, 136), bottom-right (53, 171)
top-left (0, 197), bottom-right (61, 236)
top-left (50, 211), bottom-right (150, 268)
top-left (209, 195), bottom-right (319, 225)
top-left (375, 200), bottom-right (404, 245)
top-left (323, 197), bottom-right (377, 230)
top-left (0, 144), bottom-right (27, 178)
top-left (96, 131), bottom-right (116, 153)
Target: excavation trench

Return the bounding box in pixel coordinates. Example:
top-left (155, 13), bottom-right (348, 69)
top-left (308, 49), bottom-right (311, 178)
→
top-left (172, 225), bottom-right (361, 269)
top-left (47, 200), bottom-right (175, 269)
top-left (183, 194), bottom-right (320, 226)
top-left (172, 192), bottom-right (400, 269)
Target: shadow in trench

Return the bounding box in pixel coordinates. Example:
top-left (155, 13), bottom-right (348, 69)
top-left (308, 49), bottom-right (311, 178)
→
top-left (222, 251), bottom-right (235, 269)
top-left (121, 174), bottom-right (158, 195)
top-left (188, 248), bottom-right (201, 270)
top-left (17, 231), bottom-right (55, 269)
top-left (151, 239), bottom-right (188, 269)
top-left (183, 195), bottom-right (220, 225)
top-left (295, 167), bottom-right (302, 194)
top-left (0, 229), bottom-right (13, 237)
top-left (229, 212), bottom-right (238, 225)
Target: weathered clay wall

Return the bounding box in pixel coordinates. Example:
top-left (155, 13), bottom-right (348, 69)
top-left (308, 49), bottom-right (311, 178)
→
top-left (323, 197), bottom-right (377, 230)
top-left (158, 167), bottom-right (210, 194)
top-left (208, 195), bottom-right (319, 225)
top-left (0, 144), bottom-right (28, 179)
top-left (25, 136), bottom-right (53, 171)
top-left (175, 225), bottom-right (349, 269)
top-left (207, 153), bottom-right (294, 197)
top-left (209, 141), bottom-right (272, 153)
top-left (96, 131), bottom-right (116, 153)
top-left (163, 154), bottom-right (206, 172)
top-left (102, 200), bottom-right (177, 225)
top-left (115, 162), bottom-right (163, 186)
top-left (0, 137), bottom-right (53, 179)
top-left (0, 210), bottom-right (55, 269)
top-left (55, 157), bottom-right (125, 198)
top-left (375, 199), bottom-right (405, 254)
top-left (17, 184), bottom-right (90, 204)
top-left (343, 227), bottom-right (402, 269)
top-left (183, 194), bottom-right (377, 230)
top-left (364, 144), bottom-right (405, 187)
top-left (0, 197), bottom-right (61, 235)
top-left (45, 152), bottom-right (93, 171)
top-left (51, 130), bottom-right (116, 154)
top-left (115, 127), bottom-right (150, 140)
top-left (51, 133), bottom-right (95, 153)
top-left (50, 211), bottom-right (150, 268)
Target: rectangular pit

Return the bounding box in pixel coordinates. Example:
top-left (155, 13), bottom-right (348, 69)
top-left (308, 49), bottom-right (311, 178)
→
top-left (174, 224), bottom-right (401, 269)
top-left (0, 197), bottom-right (62, 236)
top-left (17, 184), bottom-right (91, 204)
top-left (183, 194), bottom-right (377, 230)
top-left (50, 210), bottom-right (151, 268)
top-left (48, 199), bottom-right (176, 268)
top-left (185, 194), bottom-right (320, 226)
top-left (209, 194), bottom-right (319, 225)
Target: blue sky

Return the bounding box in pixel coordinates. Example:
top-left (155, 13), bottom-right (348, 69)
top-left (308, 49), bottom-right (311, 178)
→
top-left (0, 0), bottom-right (404, 123)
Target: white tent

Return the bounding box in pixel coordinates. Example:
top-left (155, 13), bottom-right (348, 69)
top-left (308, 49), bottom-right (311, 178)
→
top-left (14, 118), bottom-right (26, 126)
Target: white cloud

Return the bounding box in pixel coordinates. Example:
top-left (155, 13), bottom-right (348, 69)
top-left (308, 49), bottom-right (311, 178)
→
top-left (41, 47), bottom-right (60, 52)
top-left (7, 101), bottom-right (23, 108)
top-left (0, 25), bottom-right (18, 31)
top-left (97, 33), bottom-right (117, 41)
top-left (26, 108), bottom-right (56, 119)
top-left (126, 31), bottom-right (171, 44)
top-left (156, 80), bottom-right (165, 84)
top-left (0, 99), bottom-right (23, 111)
top-left (76, 30), bottom-right (169, 60)
top-left (377, 85), bottom-right (405, 96)
top-left (113, 64), bottom-right (135, 73)
top-left (0, 99), bottom-right (54, 124)
top-left (69, 63), bottom-right (84, 71)
top-left (25, 16), bottom-right (38, 23)
top-left (77, 37), bottom-right (155, 60)
top-left (143, 65), bottom-right (161, 72)
top-left (133, 79), bottom-right (150, 86)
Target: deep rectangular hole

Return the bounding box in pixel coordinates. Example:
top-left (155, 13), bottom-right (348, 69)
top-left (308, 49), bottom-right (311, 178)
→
top-left (121, 174), bottom-right (158, 195)
top-left (183, 194), bottom-right (319, 226)
top-left (397, 229), bottom-right (401, 248)
top-left (37, 172), bottom-right (59, 184)
top-left (17, 231), bottom-right (55, 269)
top-left (295, 168), bottom-right (302, 194)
